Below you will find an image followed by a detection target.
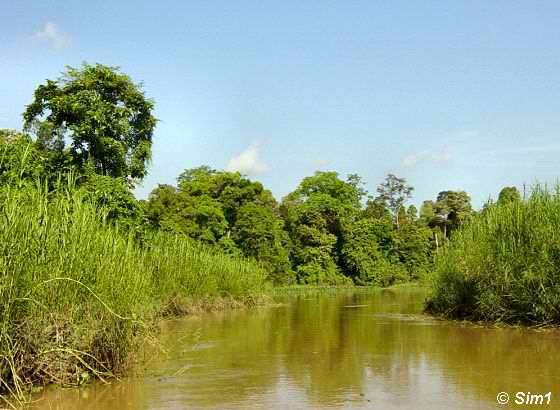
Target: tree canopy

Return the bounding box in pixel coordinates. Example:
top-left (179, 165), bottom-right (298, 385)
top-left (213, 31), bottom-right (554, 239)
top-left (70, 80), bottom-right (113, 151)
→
top-left (497, 186), bottom-right (521, 206)
top-left (279, 171), bottom-right (432, 285)
top-left (145, 166), bottom-right (293, 283)
top-left (433, 190), bottom-right (472, 239)
top-left (1, 62), bottom-right (488, 288)
top-left (376, 174), bottom-right (413, 228)
top-left (23, 63), bottom-right (156, 182)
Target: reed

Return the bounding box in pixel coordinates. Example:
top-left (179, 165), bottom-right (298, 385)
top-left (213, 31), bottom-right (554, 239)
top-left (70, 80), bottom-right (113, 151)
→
top-left (0, 178), bottom-right (266, 405)
top-left (426, 184), bottom-right (560, 325)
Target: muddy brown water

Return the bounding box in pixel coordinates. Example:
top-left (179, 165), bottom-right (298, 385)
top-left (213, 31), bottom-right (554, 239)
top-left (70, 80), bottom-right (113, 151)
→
top-left (31, 287), bottom-right (560, 409)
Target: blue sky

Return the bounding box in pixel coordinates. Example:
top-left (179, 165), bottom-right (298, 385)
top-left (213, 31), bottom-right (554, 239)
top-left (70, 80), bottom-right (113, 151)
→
top-left (2, 1), bottom-right (560, 208)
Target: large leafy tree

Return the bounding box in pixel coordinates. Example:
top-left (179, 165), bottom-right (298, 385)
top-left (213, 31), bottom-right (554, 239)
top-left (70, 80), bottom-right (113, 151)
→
top-left (23, 63), bottom-right (157, 182)
top-left (281, 171), bottom-right (365, 284)
top-left (176, 166), bottom-right (276, 225)
top-left (340, 218), bottom-right (389, 285)
top-left (146, 167), bottom-right (293, 282)
top-left (232, 202), bottom-right (293, 284)
top-left (284, 195), bottom-right (346, 284)
top-left (341, 210), bottom-right (431, 285)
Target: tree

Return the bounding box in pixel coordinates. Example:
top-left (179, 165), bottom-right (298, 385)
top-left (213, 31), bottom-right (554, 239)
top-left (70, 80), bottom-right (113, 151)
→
top-left (434, 190), bottom-right (472, 239)
top-left (392, 223), bottom-right (432, 279)
top-left (233, 203), bottom-right (293, 284)
top-left (497, 186), bottom-right (521, 206)
top-left (166, 194), bottom-right (229, 244)
top-left (339, 217), bottom-right (408, 286)
top-left (397, 205), bottom-right (408, 226)
top-left (340, 218), bottom-right (384, 285)
top-left (294, 171), bottom-right (366, 210)
top-left (406, 204), bottom-right (418, 223)
top-left (177, 166), bottom-right (276, 226)
top-left (23, 63), bottom-right (157, 182)
top-left (419, 200), bottom-right (436, 224)
top-left (177, 165), bottom-right (216, 185)
top-left (281, 172), bottom-right (364, 284)
top-left (364, 196), bottom-right (391, 220)
top-left (419, 199), bottom-right (442, 250)
top-left (143, 184), bottom-right (178, 228)
top-left (145, 167), bottom-right (292, 281)
top-left (376, 174), bottom-right (413, 228)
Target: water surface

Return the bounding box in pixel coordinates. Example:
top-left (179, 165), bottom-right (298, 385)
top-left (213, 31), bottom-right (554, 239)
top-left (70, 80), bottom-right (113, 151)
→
top-left (33, 288), bottom-right (560, 409)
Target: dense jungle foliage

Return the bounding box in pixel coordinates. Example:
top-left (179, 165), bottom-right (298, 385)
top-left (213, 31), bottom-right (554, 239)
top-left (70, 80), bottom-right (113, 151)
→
top-left (1, 65), bottom-right (477, 289)
top-left (4, 63), bottom-right (539, 404)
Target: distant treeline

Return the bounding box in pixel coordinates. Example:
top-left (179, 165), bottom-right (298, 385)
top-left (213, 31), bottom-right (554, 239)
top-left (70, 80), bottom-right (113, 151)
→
top-left (1, 63), bottom-right (509, 288)
top-left (143, 168), bottom-right (471, 286)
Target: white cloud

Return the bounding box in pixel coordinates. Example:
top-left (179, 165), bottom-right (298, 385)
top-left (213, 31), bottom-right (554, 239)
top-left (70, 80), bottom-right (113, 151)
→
top-left (402, 150), bottom-right (429, 167)
top-left (33, 22), bottom-right (70, 50)
top-left (226, 143), bottom-right (270, 174)
top-left (402, 146), bottom-right (452, 168)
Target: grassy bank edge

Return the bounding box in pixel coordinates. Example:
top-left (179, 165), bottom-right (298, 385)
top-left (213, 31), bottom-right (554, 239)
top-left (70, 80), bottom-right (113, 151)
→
top-left (3, 294), bottom-right (270, 409)
top-left (425, 185), bottom-right (560, 326)
top-left (0, 182), bottom-right (268, 409)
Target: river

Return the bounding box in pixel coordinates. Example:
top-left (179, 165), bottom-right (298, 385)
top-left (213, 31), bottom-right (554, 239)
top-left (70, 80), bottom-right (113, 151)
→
top-left (32, 287), bottom-right (560, 409)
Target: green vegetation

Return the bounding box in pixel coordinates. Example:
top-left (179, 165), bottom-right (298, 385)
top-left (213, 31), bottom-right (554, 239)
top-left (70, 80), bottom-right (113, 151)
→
top-left (4, 59), bottom-right (557, 408)
top-left (280, 172), bottom-right (434, 285)
top-left (144, 168), bottom-right (446, 287)
top-left (0, 64), bottom-right (267, 404)
top-left (6, 61), bottom-right (517, 404)
top-left (426, 185), bottom-right (560, 325)
top-left (0, 179), bottom-right (266, 404)
top-left (144, 166), bottom-right (293, 284)
top-left (419, 190), bottom-right (472, 248)
top-left (23, 63), bottom-right (157, 181)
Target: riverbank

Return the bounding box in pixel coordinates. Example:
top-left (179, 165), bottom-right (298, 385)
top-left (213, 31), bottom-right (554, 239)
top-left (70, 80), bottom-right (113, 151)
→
top-left (31, 286), bottom-right (560, 410)
top-left (269, 282), bottom-right (429, 296)
top-left (0, 182), bottom-right (267, 408)
top-left (426, 185), bottom-right (560, 326)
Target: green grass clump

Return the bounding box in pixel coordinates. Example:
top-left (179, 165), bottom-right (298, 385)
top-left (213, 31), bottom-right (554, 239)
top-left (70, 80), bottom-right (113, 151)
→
top-left (0, 179), bottom-right (266, 404)
top-left (427, 184), bottom-right (560, 325)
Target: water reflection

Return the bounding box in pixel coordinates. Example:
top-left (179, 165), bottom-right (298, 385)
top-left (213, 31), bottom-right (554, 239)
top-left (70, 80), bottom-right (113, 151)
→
top-left (32, 288), bottom-right (560, 409)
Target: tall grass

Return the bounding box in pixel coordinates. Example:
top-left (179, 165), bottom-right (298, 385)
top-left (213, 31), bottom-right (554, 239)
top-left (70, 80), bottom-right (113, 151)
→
top-left (427, 184), bottom-right (560, 325)
top-left (0, 178), bottom-right (266, 404)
